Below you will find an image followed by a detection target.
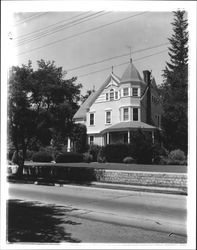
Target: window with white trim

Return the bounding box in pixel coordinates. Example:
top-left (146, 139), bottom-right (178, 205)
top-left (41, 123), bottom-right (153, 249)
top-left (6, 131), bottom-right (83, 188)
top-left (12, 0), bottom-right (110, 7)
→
top-left (110, 89), bottom-right (114, 101)
top-left (133, 108), bottom-right (138, 121)
top-left (90, 113), bottom-right (94, 125)
top-left (132, 88), bottom-right (138, 97)
top-left (123, 88), bottom-right (129, 97)
top-left (105, 111), bottom-right (111, 124)
top-left (123, 107), bottom-right (129, 121)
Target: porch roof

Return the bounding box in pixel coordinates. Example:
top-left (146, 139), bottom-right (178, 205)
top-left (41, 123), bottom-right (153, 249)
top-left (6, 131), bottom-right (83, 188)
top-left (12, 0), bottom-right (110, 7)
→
top-left (101, 121), bottom-right (157, 134)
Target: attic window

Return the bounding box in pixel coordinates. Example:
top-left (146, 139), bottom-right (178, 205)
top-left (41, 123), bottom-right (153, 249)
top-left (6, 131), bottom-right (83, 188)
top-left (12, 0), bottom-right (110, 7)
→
top-left (110, 89), bottom-right (114, 101)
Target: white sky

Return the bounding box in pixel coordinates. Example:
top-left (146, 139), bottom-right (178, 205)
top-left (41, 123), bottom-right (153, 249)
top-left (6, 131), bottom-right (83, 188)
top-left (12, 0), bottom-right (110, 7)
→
top-left (10, 10), bottom-right (174, 95)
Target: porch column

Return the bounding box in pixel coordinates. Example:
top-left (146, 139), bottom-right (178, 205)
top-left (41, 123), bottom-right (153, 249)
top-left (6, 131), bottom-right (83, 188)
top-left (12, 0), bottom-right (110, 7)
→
top-left (152, 131), bottom-right (155, 144)
top-left (101, 136), bottom-right (104, 146)
top-left (128, 130), bottom-right (130, 144)
top-left (67, 137), bottom-right (71, 152)
top-left (107, 132), bottom-right (110, 144)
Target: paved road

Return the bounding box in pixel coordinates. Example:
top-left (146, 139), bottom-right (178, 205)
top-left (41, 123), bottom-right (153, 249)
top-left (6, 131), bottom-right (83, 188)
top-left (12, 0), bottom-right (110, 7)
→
top-left (8, 183), bottom-right (187, 243)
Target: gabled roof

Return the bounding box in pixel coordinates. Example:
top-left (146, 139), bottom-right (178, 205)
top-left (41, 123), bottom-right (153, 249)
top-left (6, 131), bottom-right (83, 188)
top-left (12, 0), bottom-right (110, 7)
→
top-left (73, 91), bottom-right (97, 120)
top-left (73, 72), bottom-right (120, 120)
top-left (101, 121), bottom-right (157, 134)
top-left (120, 60), bottom-right (143, 84)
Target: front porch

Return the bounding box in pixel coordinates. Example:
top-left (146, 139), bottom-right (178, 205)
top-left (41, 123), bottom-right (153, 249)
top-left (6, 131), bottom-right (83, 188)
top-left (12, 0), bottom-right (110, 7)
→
top-left (100, 121), bottom-right (158, 146)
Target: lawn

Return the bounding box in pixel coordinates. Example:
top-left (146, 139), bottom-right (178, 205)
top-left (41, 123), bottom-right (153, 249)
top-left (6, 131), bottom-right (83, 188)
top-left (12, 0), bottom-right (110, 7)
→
top-left (24, 161), bottom-right (187, 173)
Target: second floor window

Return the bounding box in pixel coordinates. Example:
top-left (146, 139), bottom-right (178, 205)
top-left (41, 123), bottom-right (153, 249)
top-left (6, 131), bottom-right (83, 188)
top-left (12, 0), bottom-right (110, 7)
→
top-left (133, 108), bottom-right (138, 121)
top-left (106, 111), bottom-right (111, 124)
top-left (123, 88), bottom-right (129, 97)
top-left (115, 91), bottom-right (118, 99)
top-left (106, 93), bottom-right (109, 101)
top-left (90, 113), bottom-right (94, 125)
top-left (132, 88), bottom-right (138, 97)
top-left (123, 108), bottom-right (129, 121)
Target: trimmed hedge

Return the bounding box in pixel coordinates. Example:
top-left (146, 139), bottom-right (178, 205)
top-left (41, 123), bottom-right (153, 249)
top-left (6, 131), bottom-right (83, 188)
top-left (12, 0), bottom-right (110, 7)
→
top-left (55, 152), bottom-right (83, 163)
top-left (32, 151), bottom-right (53, 163)
top-left (100, 144), bottom-right (132, 163)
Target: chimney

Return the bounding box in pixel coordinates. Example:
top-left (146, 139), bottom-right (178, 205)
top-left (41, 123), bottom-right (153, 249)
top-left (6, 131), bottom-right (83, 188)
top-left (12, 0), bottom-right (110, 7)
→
top-left (143, 70), bottom-right (152, 125)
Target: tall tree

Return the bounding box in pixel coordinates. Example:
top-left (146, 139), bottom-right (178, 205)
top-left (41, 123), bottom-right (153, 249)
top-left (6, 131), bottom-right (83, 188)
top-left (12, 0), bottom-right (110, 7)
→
top-left (160, 10), bottom-right (188, 153)
top-left (8, 60), bottom-right (82, 175)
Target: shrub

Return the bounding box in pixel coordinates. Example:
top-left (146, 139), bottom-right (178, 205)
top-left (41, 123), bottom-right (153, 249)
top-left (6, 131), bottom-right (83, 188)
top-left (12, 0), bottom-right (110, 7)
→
top-left (32, 151), bottom-right (53, 163)
top-left (130, 129), bottom-right (153, 164)
top-left (55, 152), bottom-right (83, 163)
top-left (152, 143), bottom-right (168, 164)
top-left (83, 153), bottom-right (93, 163)
top-left (100, 144), bottom-right (131, 163)
top-left (88, 144), bottom-right (102, 162)
top-left (123, 156), bottom-right (135, 164)
top-left (168, 149), bottom-right (186, 161)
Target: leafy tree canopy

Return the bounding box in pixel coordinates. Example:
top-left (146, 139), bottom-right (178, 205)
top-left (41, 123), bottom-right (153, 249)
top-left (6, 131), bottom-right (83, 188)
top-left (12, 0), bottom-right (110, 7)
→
top-left (8, 59), bottom-right (82, 174)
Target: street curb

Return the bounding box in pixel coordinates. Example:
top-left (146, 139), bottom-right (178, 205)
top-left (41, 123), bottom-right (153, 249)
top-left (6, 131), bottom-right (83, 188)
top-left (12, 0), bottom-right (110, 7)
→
top-left (8, 179), bottom-right (187, 195)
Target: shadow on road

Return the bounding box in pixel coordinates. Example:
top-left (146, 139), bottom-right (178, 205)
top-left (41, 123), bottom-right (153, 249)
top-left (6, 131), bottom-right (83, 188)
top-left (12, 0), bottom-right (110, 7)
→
top-left (7, 199), bottom-right (81, 243)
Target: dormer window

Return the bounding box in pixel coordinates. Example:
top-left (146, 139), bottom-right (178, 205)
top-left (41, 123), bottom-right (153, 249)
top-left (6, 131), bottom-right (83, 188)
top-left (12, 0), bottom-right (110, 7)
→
top-left (132, 88), bottom-right (138, 97)
top-left (110, 89), bottom-right (114, 101)
top-left (123, 88), bottom-right (129, 97)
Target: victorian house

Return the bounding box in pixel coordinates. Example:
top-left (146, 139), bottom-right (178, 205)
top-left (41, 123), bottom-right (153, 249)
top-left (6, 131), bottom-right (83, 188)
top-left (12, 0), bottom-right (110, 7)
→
top-left (72, 59), bottom-right (162, 148)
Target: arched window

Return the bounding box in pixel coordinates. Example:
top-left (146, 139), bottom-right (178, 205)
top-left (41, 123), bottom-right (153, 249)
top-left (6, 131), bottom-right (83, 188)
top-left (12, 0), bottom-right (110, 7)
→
top-left (110, 89), bottom-right (114, 101)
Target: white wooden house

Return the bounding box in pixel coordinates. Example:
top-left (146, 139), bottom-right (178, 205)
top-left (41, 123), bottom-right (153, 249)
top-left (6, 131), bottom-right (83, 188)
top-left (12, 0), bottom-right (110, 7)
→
top-left (72, 59), bottom-right (162, 148)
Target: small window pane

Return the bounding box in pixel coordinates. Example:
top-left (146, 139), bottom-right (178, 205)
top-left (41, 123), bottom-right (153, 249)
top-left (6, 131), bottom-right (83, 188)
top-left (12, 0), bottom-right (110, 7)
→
top-left (133, 108), bottom-right (138, 121)
top-left (90, 136), bottom-right (94, 145)
top-left (110, 89), bottom-right (114, 101)
top-left (106, 93), bottom-right (109, 100)
top-left (90, 113), bottom-right (94, 125)
top-left (123, 88), bottom-right (129, 96)
top-left (115, 91), bottom-right (118, 99)
top-left (123, 108), bottom-right (129, 121)
top-left (132, 88), bottom-right (138, 96)
top-left (106, 111), bottom-right (111, 124)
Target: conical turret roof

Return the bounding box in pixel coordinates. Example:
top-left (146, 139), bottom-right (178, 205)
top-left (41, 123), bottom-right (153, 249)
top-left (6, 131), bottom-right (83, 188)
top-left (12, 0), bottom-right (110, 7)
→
top-left (120, 59), bottom-right (143, 84)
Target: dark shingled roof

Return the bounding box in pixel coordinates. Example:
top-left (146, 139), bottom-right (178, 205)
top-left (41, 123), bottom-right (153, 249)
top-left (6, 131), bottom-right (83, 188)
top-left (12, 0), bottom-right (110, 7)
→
top-left (73, 91), bottom-right (97, 120)
top-left (120, 60), bottom-right (143, 84)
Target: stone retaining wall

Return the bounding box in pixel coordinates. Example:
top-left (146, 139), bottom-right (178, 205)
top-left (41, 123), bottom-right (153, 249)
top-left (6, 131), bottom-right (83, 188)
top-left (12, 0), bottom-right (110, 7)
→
top-left (21, 164), bottom-right (187, 189)
top-left (95, 169), bottom-right (187, 188)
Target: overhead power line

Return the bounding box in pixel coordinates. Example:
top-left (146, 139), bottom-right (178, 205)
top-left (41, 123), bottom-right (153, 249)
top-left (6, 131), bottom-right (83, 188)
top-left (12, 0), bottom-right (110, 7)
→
top-left (77, 49), bottom-right (168, 78)
top-left (14, 12), bottom-right (48, 26)
top-left (15, 11), bottom-right (91, 40)
top-left (17, 12), bottom-right (148, 56)
top-left (16, 11), bottom-right (109, 46)
top-left (67, 42), bottom-right (169, 72)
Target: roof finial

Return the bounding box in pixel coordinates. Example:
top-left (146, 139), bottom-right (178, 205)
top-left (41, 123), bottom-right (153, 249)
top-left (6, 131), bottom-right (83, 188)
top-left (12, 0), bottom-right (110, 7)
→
top-left (111, 66), bottom-right (114, 74)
